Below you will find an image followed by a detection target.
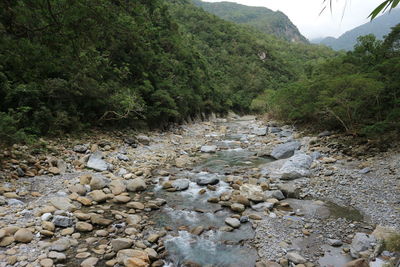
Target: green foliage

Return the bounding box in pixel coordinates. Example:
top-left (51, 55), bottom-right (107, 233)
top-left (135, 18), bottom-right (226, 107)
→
top-left (0, 0), bottom-right (335, 144)
top-left (0, 111), bottom-right (35, 144)
top-left (260, 25), bottom-right (400, 135)
top-left (192, 0), bottom-right (308, 43)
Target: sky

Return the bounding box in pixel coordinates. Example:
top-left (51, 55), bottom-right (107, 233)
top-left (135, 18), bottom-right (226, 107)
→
top-left (202, 0), bottom-right (385, 39)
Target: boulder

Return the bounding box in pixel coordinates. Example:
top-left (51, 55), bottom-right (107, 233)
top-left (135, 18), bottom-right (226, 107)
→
top-left (345, 259), bottom-right (369, 267)
top-left (126, 178), bottom-right (147, 192)
top-left (270, 141), bottom-right (301, 159)
top-left (80, 257), bottom-right (99, 267)
top-left (264, 190), bottom-right (285, 200)
top-left (225, 217), bottom-right (240, 228)
top-left (116, 249), bottom-right (149, 265)
top-left (252, 127), bottom-right (268, 136)
top-left (286, 252), bottom-right (306, 264)
top-left (51, 238), bottom-right (72, 252)
top-left (14, 228), bottom-right (34, 243)
top-left (73, 145), bottom-right (88, 153)
top-left (136, 135), bottom-right (151, 145)
top-left (126, 202), bottom-right (145, 210)
top-left (200, 145), bottom-right (217, 153)
top-left (196, 175), bottom-right (219, 186)
top-left (240, 184), bottom-right (264, 202)
top-left (52, 216), bottom-right (74, 228)
top-left (171, 179), bottom-right (190, 191)
top-left (230, 203), bottom-right (245, 212)
top-left (251, 202), bottom-right (274, 211)
top-left (88, 190), bottom-right (108, 203)
top-left (111, 238), bottom-right (133, 252)
top-left (117, 154), bottom-right (129, 161)
top-left (89, 176), bottom-right (109, 190)
top-left (126, 215), bottom-right (142, 225)
top-left (76, 222), bottom-right (93, 232)
top-left (279, 153), bottom-right (312, 180)
top-left (87, 151), bottom-right (109, 172)
top-left (327, 239), bottom-right (343, 247)
top-left (109, 180), bottom-right (127, 195)
top-left (49, 197), bottom-right (75, 211)
top-left (350, 233), bottom-right (376, 258)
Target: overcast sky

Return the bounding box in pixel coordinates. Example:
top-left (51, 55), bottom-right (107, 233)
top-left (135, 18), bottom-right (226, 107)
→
top-left (203, 0), bottom-right (385, 39)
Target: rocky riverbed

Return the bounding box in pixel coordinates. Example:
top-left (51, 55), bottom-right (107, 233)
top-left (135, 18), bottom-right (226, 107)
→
top-left (0, 114), bottom-right (399, 267)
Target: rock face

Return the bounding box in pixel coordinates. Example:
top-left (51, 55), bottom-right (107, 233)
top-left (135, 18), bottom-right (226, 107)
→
top-left (87, 151), bottom-right (109, 171)
top-left (279, 153), bottom-right (312, 180)
top-left (270, 141), bottom-right (301, 159)
top-left (126, 178), bottom-right (147, 192)
top-left (200, 145), bottom-right (217, 153)
top-left (350, 233), bottom-right (376, 258)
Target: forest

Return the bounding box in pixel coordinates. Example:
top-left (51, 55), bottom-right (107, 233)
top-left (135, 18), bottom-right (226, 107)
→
top-left (254, 27), bottom-right (400, 136)
top-left (0, 0), bottom-right (398, 144)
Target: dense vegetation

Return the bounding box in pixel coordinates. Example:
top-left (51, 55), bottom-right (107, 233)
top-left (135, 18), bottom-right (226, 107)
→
top-left (0, 0), bottom-right (333, 144)
top-left (192, 0), bottom-right (308, 43)
top-left (314, 8), bottom-right (400, 51)
top-left (255, 24), bottom-right (400, 136)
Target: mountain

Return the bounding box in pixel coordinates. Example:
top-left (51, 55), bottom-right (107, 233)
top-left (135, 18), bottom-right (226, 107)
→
top-left (0, 0), bottom-right (333, 141)
top-left (312, 8), bottom-right (400, 50)
top-left (191, 0), bottom-right (308, 43)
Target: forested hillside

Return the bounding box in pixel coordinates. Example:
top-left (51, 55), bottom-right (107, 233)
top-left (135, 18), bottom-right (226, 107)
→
top-left (0, 0), bottom-right (333, 143)
top-left (192, 0), bottom-right (308, 43)
top-left (255, 26), bottom-right (400, 136)
top-left (313, 8), bottom-right (400, 50)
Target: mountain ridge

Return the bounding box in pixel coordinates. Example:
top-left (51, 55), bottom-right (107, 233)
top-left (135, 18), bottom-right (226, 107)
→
top-left (312, 8), bottom-right (400, 50)
top-left (192, 0), bottom-right (308, 43)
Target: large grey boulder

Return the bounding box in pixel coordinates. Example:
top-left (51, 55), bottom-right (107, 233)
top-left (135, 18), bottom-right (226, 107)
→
top-left (350, 233), bottom-right (376, 258)
top-left (200, 145), bottom-right (217, 153)
top-left (196, 173), bottom-right (219, 186)
top-left (225, 217), bottom-right (240, 228)
top-left (279, 153), bottom-right (312, 180)
top-left (264, 190), bottom-right (285, 200)
top-left (89, 176), bottom-right (109, 190)
top-left (52, 216), bottom-right (74, 228)
top-left (171, 179), bottom-right (190, 191)
top-left (252, 127), bottom-right (268, 136)
top-left (271, 141), bottom-right (301, 159)
top-left (286, 252), bottom-right (306, 264)
top-left (87, 152), bottom-right (109, 172)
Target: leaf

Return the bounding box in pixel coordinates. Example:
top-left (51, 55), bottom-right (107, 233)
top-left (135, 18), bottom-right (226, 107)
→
top-left (368, 0), bottom-right (391, 20)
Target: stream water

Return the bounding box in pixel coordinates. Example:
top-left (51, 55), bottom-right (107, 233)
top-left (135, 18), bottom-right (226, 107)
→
top-left (151, 120), bottom-right (272, 266)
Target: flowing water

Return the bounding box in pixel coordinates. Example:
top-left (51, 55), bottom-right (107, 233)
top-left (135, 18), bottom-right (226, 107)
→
top-left (151, 120), bottom-right (271, 266)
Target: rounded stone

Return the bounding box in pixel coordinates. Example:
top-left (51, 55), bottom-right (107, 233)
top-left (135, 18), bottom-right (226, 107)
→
top-left (14, 228), bottom-right (34, 243)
